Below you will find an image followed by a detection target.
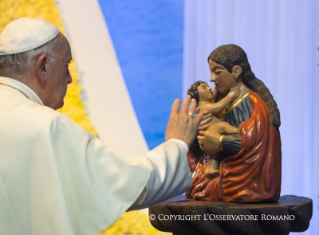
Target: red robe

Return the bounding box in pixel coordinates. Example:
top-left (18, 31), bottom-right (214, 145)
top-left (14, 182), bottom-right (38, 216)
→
top-left (186, 92), bottom-right (281, 202)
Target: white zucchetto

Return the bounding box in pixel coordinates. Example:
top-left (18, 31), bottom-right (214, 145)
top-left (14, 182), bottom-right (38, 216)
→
top-left (0, 17), bottom-right (59, 55)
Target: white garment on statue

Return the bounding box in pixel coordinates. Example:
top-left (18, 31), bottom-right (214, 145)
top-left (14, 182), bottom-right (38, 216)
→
top-left (0, 76), bottom-right (191, 235)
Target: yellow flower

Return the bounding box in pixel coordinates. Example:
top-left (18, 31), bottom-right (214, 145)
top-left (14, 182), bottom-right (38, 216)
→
top-left (98, 211), bottom-right (171, 235)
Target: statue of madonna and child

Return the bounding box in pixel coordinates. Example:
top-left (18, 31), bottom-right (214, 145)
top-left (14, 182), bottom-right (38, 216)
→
top-left (150, 45), bottom-right (312, 235)
top-left (186, 44), bottom-right (282, 203)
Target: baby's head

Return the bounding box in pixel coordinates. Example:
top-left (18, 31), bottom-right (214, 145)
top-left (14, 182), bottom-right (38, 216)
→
top-left (187, 81), bottom-right (214, 105)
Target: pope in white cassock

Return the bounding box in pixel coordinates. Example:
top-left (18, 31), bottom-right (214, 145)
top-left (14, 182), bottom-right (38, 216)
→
top-left (0, 18), bottom-right (203, 235)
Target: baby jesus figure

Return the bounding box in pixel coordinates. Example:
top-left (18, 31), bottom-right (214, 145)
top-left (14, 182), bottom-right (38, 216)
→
top-left (187, 81), bottom-right (241, 178)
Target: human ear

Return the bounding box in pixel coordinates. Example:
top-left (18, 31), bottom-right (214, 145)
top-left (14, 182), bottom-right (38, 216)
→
top-left (232, 65), bottom-right (242, 79)
top-left (36, 54), bottom-right (49, 84)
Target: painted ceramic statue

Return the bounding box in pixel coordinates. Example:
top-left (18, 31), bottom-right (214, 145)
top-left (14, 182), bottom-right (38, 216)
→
top-left (186, 44), bottom-right (281, 203)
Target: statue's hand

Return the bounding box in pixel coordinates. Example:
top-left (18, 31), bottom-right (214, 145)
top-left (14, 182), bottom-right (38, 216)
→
top-left (198, 113), bottom-right (213, 131)
top-left (228, 86), bottom-right (241, 100)
top-left (165, 95), bottom-right (203, 147)
top-left (197, 130), bottom-right (221, 155)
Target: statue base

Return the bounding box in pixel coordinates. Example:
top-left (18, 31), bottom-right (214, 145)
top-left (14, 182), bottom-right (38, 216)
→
top-left (149, 195), bottom-right (312, 235)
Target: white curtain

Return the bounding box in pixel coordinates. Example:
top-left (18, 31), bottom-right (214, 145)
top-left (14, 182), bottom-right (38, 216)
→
top-left (183, 0), bottom-right (319, 234)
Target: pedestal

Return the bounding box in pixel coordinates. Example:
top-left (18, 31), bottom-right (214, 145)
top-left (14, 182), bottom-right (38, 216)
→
top-left (149, 195), bottom-right (312, 235)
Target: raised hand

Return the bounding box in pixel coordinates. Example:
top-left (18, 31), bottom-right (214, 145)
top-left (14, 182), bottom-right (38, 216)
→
top-left (228, 86), bottom-right (241, 100)
top-left (165, 95), bottom-right (203, 147)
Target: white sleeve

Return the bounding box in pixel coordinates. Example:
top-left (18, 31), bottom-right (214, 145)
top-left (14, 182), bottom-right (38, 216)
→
top-left (168, 139), bottom-right (189, 152)
top-left (128, 140), bottom-right (192, 210)
top-left (44, 113), bottom-right (191, 233)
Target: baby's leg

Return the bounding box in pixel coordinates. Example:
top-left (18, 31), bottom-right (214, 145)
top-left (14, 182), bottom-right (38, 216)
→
top-left (208, 122), bottom-right (241, 135)
top-left (206, 153), bottom-right (220, 179)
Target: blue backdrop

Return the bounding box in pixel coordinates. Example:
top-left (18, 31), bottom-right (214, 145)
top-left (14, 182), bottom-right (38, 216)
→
top-left (98, 0), bottom-right (184, 149)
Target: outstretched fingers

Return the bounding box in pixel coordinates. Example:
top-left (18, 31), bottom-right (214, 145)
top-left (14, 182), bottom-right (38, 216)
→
top-left (180, 95), bottom-right (191, 114)
top-left (188, 98), bottom-right (197, 114)
top-left (188, 98), bottom-right (203, 124)
top-left (171, 99), bottom-right (181, 115)
top-left (166, 96), bottom-right (204, 146)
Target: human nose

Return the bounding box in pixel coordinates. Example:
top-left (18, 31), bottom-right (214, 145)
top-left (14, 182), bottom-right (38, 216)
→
top-left (210, 73), bottom-right (216, 82)
top-left (67, 69), bottom-right (72, 84)
top-left (68, 75), bottom-right (72, 84)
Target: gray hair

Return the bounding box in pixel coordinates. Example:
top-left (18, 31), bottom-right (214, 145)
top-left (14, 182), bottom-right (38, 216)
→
top-left (0, 33), bottom-right (60, 77)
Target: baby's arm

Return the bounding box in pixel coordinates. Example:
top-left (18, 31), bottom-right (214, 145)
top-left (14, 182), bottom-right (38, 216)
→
top-left (198, 86), bottom-right (240, 115)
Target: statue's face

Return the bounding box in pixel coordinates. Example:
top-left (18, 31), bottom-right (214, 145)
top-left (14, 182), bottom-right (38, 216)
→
top-left (197, 82), bottom-right (214, 102)
top-left (209, 59), bottom-right (237, 95)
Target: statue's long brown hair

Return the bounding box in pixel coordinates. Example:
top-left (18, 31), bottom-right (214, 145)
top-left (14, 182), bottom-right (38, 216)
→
top-left (208, 44), bottom-right (281, 130)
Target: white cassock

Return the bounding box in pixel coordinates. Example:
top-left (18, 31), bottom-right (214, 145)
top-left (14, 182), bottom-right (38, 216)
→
top-left (0, 76), bottom-right (191, 235)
